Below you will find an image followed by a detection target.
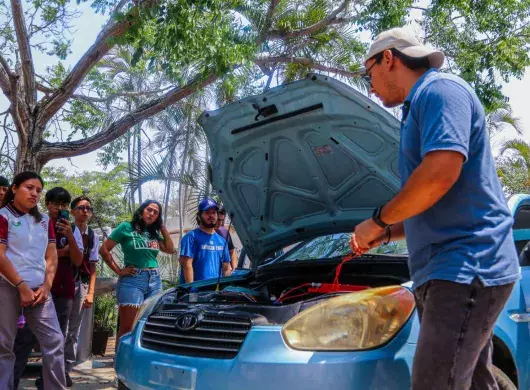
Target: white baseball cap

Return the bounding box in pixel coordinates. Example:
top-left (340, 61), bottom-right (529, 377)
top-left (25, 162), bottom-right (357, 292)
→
top-left (365, 27), bottom-right (445, 69)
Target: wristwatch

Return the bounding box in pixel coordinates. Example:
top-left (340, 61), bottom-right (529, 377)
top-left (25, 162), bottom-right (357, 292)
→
top-left (372, 206), bottom-right (390, 229)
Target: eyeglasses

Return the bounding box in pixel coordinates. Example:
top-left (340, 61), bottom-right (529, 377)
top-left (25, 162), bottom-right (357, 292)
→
top-left (362, 60), bottom-right (379, 85)
top-left (52, 202), bottom-right (69, 210)
top-left (75, 206), bottom-right (93, 212)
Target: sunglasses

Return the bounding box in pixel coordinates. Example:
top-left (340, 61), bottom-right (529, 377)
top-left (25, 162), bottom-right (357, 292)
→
top-left (75, 206), bottom-right (93, 212)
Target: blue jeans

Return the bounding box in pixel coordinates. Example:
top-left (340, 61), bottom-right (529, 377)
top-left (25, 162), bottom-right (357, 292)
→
top-left (116, 269), bottom-right (162, 307)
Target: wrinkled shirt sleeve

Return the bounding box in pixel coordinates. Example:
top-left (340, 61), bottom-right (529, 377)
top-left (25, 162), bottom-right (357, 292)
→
top-left (180, 232), bottom-right (195, 258)
top-left (417, 79), bottom-right (472, 162)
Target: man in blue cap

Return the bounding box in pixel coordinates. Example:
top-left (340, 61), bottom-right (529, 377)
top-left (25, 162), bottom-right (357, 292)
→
top-left (179, 198), bottom-right (231, 283)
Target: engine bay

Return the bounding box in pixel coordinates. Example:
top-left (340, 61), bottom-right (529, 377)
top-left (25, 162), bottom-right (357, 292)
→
top-left (158, 255), bottom-right (410, 325)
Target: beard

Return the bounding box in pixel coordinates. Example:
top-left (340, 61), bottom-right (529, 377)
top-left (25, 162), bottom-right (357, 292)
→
top-left (199, 215), bottom-right (216, 229)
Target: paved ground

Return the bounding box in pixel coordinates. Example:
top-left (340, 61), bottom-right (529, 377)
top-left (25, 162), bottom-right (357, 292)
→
top-left (19, 337), bottom-right (117, 390)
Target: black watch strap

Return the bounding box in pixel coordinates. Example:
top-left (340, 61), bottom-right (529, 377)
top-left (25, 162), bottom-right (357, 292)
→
top-left (372, 206), bottom-right (389, 229)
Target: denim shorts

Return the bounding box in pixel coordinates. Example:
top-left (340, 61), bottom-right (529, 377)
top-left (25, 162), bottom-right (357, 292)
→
top-left (116, 268), bottom-right (162, 307)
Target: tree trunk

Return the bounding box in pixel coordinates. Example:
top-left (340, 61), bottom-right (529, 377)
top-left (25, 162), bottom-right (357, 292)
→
top-left (127, 130), bottom-right (135, 212)
top-left (177, 111), bottom-right (193, 248)
top-left (136, 124), bottom-right (142, 204)
top-left (163, 151), bottom-right (175, 225)
top-left (15, 144), bottom-right (42, 173)
top-left (203, 139), bottom-right (211, 198)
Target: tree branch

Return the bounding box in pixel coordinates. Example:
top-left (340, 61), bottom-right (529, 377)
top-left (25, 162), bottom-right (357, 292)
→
top-left (40, 72), bottom-right (220, 162)
top-left (37, 14), bottom-right (135, 126)
top-left (267, 0), bottom-right (350, 40)
top-left (257, 0), bottom-right (280, 45)
top-left (37, 82), bottom-right (174, 103)
top-left (11, 0), bottom-right (37, 108)
top-left (255, 56), bottom-right (364, 78)
top-left (0, 66), bottom-right (11, 98)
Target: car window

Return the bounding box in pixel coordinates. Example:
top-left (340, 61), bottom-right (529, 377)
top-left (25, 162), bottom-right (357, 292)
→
top-left (513, 204), bottom-right (530, 265)
top-left (277, 232), bottom-right (408, 262)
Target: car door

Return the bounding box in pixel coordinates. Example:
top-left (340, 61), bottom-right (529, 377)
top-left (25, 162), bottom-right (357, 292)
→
top-left (507, 195), bottom-right (530, 388)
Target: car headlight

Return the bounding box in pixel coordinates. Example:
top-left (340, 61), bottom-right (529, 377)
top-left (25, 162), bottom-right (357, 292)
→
top-left (131, 292), bottom-right (164, 331)
top-left (282, 286), bottom-right (415, 351)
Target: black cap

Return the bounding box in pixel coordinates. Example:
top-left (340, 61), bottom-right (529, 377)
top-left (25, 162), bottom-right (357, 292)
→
top-left (0, 176), bottom-right (9, 187)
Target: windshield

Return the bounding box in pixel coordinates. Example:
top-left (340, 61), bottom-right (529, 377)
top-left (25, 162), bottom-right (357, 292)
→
top-left (275, 232), bottom-right (408, 263)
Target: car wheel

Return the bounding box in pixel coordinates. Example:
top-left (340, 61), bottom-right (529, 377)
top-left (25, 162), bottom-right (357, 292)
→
top-left (493, 365), bottom-right (517, 390)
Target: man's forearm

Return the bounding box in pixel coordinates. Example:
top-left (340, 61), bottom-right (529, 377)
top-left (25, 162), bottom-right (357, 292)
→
top-left (88, 263), bottom-right (97, 295)
top-left (230, 250), bottom-right (238, 271)
top-left (67, 235), bottom-right (83, 266)
top-left (44, 250), bottom-right (58, 288)
top-left (183, 264), bottom-right (193, 283)
top-left (381, 152), bottom-right (463, 225)
top-left (222, 263), bottom-right (231, 276)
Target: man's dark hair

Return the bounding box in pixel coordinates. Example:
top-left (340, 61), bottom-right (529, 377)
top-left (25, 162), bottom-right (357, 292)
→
top-left (218, 208), bottom-right (227, 216)
top-left (370, 48), bottom-right (430, 71)
top-left (131, 199), bottom-right (163, 238)
top-left (45, 187), bottom-right (71, 204)
top-left (2, 171), bottom-right (44, 222)
top-left (71, 195), bottom-right (92, 210)
top-left (0, 176), bottom-right (9, 187)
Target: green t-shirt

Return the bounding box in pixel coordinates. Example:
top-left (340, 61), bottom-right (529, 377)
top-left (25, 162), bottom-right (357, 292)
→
top-left (109, 222), bottom-right (163, 269)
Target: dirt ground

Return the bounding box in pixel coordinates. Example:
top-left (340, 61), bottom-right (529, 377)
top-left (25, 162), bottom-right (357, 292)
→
top-left (18, 337), bottom-right (117, 390)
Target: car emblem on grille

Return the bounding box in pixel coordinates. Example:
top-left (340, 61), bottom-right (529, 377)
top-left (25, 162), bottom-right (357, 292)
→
top-left (176, 313), bottom-right (199, 331)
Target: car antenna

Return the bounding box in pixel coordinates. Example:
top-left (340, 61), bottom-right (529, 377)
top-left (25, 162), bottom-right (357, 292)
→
top-left (216, 212), bottom-right (234, 292)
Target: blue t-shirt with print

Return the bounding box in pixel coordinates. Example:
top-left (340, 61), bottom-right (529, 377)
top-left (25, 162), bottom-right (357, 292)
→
top-left (400, 69), bottom-right (519, 290)
top-left (180, 228), bottom-right (230, 282)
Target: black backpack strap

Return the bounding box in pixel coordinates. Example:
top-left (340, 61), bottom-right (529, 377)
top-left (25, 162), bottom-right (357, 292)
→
top-left (87, 227), bottom-right (95, 255)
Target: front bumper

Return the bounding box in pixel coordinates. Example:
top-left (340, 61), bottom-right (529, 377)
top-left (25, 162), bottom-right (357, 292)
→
top-left (115, 317), bottom-right (418, 390)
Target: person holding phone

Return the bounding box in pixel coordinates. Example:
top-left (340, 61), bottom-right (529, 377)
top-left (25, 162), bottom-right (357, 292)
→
top-left (99, 200), bottom-right (174, 348)
top-left (0, 172), bottom-right (67, 389)
top-left (12, 187), bottom-right (84, 389)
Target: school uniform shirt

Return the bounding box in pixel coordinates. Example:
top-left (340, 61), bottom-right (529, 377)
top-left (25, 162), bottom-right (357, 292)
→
top-left (179, 228), bottom-right (230, 283)
top-left (78, 225), bottom-right (100, 277)
top-left (0, 204), bottom-right (56, 289)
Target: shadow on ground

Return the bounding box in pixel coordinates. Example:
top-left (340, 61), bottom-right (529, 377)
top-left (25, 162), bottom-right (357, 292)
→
top-left (19, 338), bottom-right (117, 390)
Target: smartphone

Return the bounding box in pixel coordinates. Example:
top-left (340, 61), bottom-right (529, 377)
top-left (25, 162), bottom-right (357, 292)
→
top-left (58, 209), bottom-right (70, 221)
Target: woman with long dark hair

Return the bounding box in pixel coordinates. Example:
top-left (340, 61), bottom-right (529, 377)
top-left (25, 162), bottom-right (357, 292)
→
top-left (99, 199), bottom-right (175, 345)
top-left (0, 171), bottom-right (66, 389)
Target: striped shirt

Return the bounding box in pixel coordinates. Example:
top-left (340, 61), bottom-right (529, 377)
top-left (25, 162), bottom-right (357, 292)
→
top-left (0, 204), bottom-right (56, 288)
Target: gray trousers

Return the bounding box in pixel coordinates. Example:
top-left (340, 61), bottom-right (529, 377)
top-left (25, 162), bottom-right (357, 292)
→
top-left (412, 277), bottom-right (514, 390)
top-left (12, 293), bottom-right (72, 387)
top-left (0, 278), bottom-right (66, 390)
top-left (65, 280), bottom-right (88, 373)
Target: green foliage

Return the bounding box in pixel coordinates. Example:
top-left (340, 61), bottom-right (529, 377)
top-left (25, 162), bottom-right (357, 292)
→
top-left (40, 165), bottom-right (130, 227)
top-left (93, 293), bottom-right (118, 331)
top-left (421, 0), bottom-right (530, 110)
top-left (122, 0), bottom-right (255, 80)
top-left (497, 139), bottom-right (530, 195)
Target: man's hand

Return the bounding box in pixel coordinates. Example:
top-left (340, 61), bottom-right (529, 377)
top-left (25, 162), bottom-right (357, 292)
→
top-left (33, 283), bottom-right (51, 306)
top-left (350, 219), bottom-right (385, 254)
top-left (18, 283), bottom-right (35, 307)
top-left (56, 219), bottom-right (73, 238)
top-left (83, 292), bottom-right (94, 308)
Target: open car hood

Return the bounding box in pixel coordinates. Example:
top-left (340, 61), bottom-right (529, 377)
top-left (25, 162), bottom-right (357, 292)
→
top-left (199, 73), bottom-right (401, 264)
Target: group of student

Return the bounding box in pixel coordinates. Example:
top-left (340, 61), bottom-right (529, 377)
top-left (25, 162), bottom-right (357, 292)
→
top-left (0, 171), bottom-right (176, 389)
top-left (0, 172), bottom-right (99, 389)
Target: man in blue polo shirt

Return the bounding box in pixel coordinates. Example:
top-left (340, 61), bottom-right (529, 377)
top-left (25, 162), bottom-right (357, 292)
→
top-left (179, 198), bottom-right (231, 283)
top-left (350, 28), bottom-right (519, 389)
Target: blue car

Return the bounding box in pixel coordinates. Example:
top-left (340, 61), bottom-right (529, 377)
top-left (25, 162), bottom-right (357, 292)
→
top-left (115, 74), bottom-right (530, 390)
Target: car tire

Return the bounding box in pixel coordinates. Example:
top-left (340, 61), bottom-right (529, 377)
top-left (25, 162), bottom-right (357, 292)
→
top-left (493, 365), bottom-right (517, 390)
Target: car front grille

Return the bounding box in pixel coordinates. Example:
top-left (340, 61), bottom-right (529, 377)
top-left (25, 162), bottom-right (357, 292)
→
top-left (141, 310), bottom-right (252, 359)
